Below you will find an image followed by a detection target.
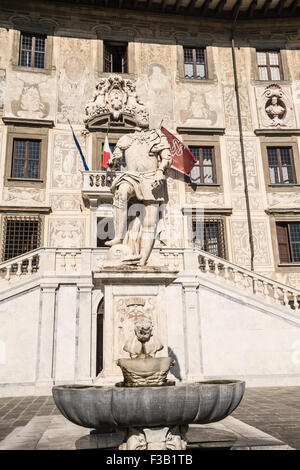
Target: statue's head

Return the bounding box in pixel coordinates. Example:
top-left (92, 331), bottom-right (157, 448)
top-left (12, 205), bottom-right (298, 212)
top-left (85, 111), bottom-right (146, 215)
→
top-left (134, 317), bottom-right (153, 343)
top-left (135, 106), bottom-right (149, 129)
top-left (271, 96), bottom-right (278, 105)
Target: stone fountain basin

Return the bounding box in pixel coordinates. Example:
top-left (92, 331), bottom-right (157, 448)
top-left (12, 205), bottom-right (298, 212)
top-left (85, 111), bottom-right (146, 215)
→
top-left (52, 380), bottom-right (245, 430)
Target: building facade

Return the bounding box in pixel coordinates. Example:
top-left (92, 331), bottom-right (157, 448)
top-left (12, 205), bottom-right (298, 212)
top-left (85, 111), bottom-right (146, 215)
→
top-left (1, 0), bottom-right (300, 395)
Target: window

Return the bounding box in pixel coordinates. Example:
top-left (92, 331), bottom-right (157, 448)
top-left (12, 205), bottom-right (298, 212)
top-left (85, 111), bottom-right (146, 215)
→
top-left (104, 42), bottom-right (128, 73)
top-left (19, 32), bottom-right (46, 69)
top-left (184, 47), bottom-right (207, 80)
top-left (11, 139), bottom-right (41, 179)
top-left (256, 50), bottom-right (283, 81)
top-left (3, 216), bottom-right (41, 261)
top-left (276, 222), bottom-right (300, 263)
top-left (193, 218), bottom-right (226, 258)
top-left (267, 147), bottom-right (296, 184)
top-left (189, 146), bottom-right (216, 184)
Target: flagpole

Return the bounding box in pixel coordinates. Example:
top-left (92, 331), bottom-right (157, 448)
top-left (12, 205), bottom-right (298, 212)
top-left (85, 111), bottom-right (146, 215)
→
top-left (67, 119), bottom-right (89, 171)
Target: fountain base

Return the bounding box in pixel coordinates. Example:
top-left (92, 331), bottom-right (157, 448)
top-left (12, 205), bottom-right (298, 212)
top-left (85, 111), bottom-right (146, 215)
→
top-left (117, 425), bottom-right (188, 450)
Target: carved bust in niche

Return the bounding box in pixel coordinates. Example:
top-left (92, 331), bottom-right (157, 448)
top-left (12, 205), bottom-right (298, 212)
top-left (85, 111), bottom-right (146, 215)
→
top-left (265, 95), bottom-right (286, 126)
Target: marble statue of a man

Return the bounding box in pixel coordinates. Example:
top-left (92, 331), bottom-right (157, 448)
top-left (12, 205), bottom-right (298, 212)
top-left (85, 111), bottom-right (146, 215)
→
top-left (105, 106), bottom-right (172, 266)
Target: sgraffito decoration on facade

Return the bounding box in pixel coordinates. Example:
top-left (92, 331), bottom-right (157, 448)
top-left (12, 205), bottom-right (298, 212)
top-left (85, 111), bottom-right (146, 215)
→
top-left (231, 220), bottom-right (271, 266)
top-left (256, 84), bottom-right (296, 128)
top-left (267, 192), bottom-right (300, 207)
top-left (3, 188), bottom-right (45, 204)
top-left (223, 85), bottom-right (252, 131)
top-left (136, 63), bottom-right (175, 129)
top-left (85, 75), bottom-right (143, 125)
top-left (11, 82), bottom-right (50, 119)
top-left (51, 133), bottom-right (86, 189)
top-left (50, 194), bottom-right (82, 212)
top-left (226, 139), bottom-right (259, 191)
top-left (185, 191), bottom-right (224, 207)
top-left (177, 87), bottom-right (220, 128)
top-left (57, 57), bottom-right (95, 124)
top-left (49, 219), bottom-right (85, 248)
top-left (232, 194), bottom-right (263, 211)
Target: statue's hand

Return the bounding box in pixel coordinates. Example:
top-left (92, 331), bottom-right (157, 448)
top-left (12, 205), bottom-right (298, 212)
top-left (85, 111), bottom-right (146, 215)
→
top-left (107, 159), bottom-right (118, 170)
top-left (152, 169), bottom-right (165, 189)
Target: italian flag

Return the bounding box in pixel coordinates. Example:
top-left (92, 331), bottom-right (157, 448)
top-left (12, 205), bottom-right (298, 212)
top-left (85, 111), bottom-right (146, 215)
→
top-left (102, 130), bottom-right (112, 169)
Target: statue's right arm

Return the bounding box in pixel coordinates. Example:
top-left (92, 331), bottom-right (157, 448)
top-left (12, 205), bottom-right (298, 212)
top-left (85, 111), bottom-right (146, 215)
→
top-left (108, 135), bottom-right (131, 169)
top-left (108, 145), bottom-right (123, 170)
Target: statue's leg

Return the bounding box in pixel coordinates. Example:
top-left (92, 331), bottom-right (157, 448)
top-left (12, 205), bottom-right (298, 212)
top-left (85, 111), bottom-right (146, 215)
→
top-left (105, 183), bottom-right (133, 247)
top-left (139, 204), bottom-right (160, 266)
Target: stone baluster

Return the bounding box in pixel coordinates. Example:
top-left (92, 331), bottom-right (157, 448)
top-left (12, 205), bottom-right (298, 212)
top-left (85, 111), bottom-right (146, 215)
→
top-left (293, 293), bottom-right (299, 311)
top-left (5, 265), bottom-right (11, 281)
top-left (273, 285), bottom-right (280, 304)
top-left (233, 269), bottom-right (239, 286)
top-left (253, 277), bottom-right (258, 294)
top-left (214, 261), bottom-right (220, 278)
top-left (224, 264), bottom-right (230, 282)
top-left (70, 251), bottom-right (77, 270)
top-left (263, 281), bottom-right (270, 301)
top-left (16, 261), bottom-right (22, 277)
top-left (60, 251), bottom-right (67, 270)
top-left (243, 273), bottom-right (249, 288)
top-left (28, 256), bottom-right (33, 274)
top-left (174, 252), bottom-right (179, 270)
top-left (204, 257), bottom-right (210, 273)
top-left (282, 289), bottom-right (289, 307)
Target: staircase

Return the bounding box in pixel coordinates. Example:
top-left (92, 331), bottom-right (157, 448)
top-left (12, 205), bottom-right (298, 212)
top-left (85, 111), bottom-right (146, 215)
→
top-left (0, 246), bottom-right (300, 396)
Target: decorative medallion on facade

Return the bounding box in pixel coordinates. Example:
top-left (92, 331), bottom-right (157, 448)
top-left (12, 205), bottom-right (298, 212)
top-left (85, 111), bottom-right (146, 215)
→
top-left (84, 75), bottom-right (143, 129)
top-left (255, 84), bottom-right (296, 128)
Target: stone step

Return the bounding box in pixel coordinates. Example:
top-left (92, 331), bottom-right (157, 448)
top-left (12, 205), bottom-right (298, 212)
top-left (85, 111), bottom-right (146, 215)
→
top-left (0, 416), bottom-right (52, 450)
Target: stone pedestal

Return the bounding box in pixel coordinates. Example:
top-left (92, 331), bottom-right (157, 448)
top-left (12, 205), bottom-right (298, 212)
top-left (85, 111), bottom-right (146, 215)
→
top-left (118, 425), bottom-right (188, 450)
top-left (93, 268), bottom-right (178, 385)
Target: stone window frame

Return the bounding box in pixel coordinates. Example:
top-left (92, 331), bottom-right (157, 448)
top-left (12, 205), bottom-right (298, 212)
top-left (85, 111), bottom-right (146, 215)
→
top-left (180, 133), bottom-right (223, 193)
top-left (4, 120), bottom-right (52, 189)
top-left (269, 212), bottom-right (300, 272)
top-left (97, 35), bottom-right (135, 79)
top-left (11, 24), bottom-right (54, 75)
top-left (259, 136), bottom-right (300, 193)
top-left (0, 212), bottom-right (46, 262)
top-left (249, 41), bottom-right (291, 85)
top-left (176, 40), bottom-right (216, 84)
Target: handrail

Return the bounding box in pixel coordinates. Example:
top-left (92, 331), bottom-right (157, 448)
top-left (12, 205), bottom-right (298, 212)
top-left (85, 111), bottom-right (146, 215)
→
top-left (195, 248), bottom-right (300, 311)
top-left (195, 247), bottom-right (300, 295)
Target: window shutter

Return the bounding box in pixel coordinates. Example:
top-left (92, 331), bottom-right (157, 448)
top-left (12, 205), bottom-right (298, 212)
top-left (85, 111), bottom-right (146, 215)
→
top-left (276, 223), bottom-right (290, 263)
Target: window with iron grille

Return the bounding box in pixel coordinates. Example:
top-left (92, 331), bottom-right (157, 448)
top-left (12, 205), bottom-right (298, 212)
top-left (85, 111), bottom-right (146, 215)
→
top-left (19, 32), bottom-right (46, 69)
top-left (189, 146), bottom-right (216, 184)
top-left (256, 50), bottom-right (283, 81)
top-left (276, 222), bottom-right (300, 263)
top-left (267, 147), bottom-right (296, 184)
top-left (192, 218), bottom-right (226, 258)
top-left (11, 139), bottom-right (41, 179)
top-left (184, 47), bottom-right (207, 80)
top-left (104, 42), bottom-right (128, 73)
top-left (3, 216), bottom-right (41, 261)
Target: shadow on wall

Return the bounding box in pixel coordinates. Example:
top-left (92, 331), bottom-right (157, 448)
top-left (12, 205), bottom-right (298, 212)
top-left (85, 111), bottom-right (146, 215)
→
top-left (168, 347), bottom-right (182, 381)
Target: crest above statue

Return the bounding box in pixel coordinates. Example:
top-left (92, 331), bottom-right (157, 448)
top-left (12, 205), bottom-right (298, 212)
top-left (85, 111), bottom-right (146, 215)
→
top-left (84, 75), bottom-right (144, 131)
